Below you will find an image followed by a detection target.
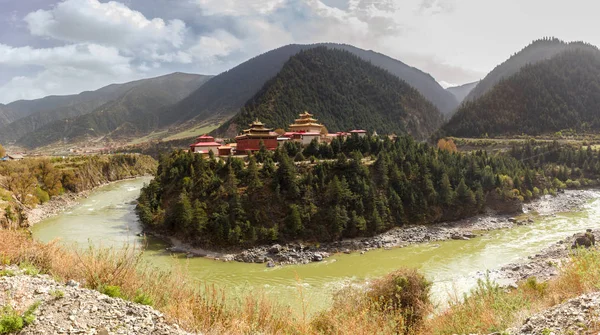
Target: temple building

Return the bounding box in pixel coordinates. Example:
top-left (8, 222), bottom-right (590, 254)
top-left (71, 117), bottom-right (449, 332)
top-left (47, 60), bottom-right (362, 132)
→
top-left (235, 120), bottom-right (278, 154)
top-left (189, 135), bottom-right (221, 155)
top-left (289, 112), bottom-right (325, 134)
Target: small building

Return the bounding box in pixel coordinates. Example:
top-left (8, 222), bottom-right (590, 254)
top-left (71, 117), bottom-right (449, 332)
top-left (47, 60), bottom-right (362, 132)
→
top-left (235, 120), bottom-right (278, 154)
top-left (2, 154), bottom-right (24, 161)
top-left (282, 131), bottom-right (322, 145)
top-left (218, 145), bottom-right (233, 156)
top-left (289, 112), bottom-right (325, 134)
top-left (350, 130), bottom-right (367, 138)
top-left (324, 131), bottom-right (350, 143)
top-left (189, 135), bottom-right (221, 155)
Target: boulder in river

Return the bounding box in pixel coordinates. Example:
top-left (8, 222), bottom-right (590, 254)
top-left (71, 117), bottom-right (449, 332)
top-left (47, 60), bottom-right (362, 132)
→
top-left (572, 230), bottom-right (596, 249)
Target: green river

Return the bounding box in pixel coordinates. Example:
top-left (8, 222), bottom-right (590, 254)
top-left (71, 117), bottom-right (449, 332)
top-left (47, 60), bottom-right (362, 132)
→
top-left (31, 177), bottom-right (600, 315)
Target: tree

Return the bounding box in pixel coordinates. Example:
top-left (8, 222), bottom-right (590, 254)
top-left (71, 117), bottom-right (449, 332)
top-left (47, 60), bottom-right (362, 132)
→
top-left (245, 156), bottom-right (263, 191)
top-left (285, 204), bottom-right (303, 236)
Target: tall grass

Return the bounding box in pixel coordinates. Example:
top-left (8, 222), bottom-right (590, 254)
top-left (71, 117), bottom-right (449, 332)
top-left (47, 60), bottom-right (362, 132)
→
top-left (3, 228), bottom-right (600, 334)
top-left (426, 247), bottom-right (600, 334)
top-left (0, 230), bottom-right (299, 334)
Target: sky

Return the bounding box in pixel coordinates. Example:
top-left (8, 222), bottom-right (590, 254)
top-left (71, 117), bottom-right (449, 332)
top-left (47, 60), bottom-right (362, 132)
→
top-left (0, 0), bottom-right (598, 104)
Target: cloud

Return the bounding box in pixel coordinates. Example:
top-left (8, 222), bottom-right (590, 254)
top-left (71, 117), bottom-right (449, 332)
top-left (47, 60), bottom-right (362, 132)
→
top-left (0, 43), bottom-right (131, 72)
top-left (196, 0), bottom-right (286, 16)
top-left (0, 0), bottom-right (487, 103)
top-left (24, 0), bottom-right (187, 60)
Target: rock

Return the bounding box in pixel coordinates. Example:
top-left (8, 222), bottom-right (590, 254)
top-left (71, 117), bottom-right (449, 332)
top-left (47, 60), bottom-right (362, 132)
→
top-left (269, 244), bottom-right (282, 254)
top-left (312, 253), bottom-right (323, 262)
top-left (266, 261), bottom-right (275, 268)
top-left (572, 233), bottom-right (595, 249)
top-left (508, 218), bottom-right (517, 223)
top-left (0, 266), bottom-right (191, 335)
top-left (343, 249), bottom-right (351, 254)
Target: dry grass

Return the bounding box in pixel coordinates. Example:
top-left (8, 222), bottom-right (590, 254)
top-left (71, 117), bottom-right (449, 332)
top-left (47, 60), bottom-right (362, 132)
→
top-left (3, 228), bottom-right (600, 335)
top-left (425, 247), bottom-right (600, 334)
top-left (0, 230), bottom-right (301, 334)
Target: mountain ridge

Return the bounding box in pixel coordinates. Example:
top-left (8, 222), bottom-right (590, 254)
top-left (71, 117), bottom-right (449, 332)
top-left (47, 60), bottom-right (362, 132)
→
top-left (215, 47), bottom-right (444, 140)
top-left (439, 48), bottom-right (600, 137)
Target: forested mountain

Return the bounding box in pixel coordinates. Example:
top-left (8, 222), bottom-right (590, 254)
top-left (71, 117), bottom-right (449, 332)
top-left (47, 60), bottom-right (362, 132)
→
top-left (325, 44), bottom-right (458, 115)
top-left (464, 38), bottom-right (597, 102)
top-left (161, 43), bottom-right (457, 131)
top-left (0, 73), bottom-right (209, 145)
top-left (439, 49), bottom-right (600, 138)
top-left (17, 73), bottom-right (211, 148)
top-left (447, 81), bottom-right (479, 104)
top-left (215, 47), bottom-right (444, 140)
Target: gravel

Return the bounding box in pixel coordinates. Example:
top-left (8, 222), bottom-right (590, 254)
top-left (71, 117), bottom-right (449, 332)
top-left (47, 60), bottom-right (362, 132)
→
top-left (0, 266), bottom-right (194, 335)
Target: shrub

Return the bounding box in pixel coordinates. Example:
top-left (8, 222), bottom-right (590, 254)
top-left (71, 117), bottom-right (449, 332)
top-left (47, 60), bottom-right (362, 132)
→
top-left (0, 302), bottom-right (39, 334)
top-left (50, 290), bottom-right (65, 299)
top-left (100, 285), bottom-right (123, 299)
top-left (367, 268), bottom-right (432, 333)
top-left (134, 291), bottom-right (153, 306)
top-left (34, 187), bottom-right (50, 204)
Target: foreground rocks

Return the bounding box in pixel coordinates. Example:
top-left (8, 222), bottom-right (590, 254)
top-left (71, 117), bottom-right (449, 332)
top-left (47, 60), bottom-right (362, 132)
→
top-left (507, 292), bottom-right (600, 334)
top-left (496, 229), bottom-right (599, 285)
top-left (0, 266), bottom-right (193, 335)
top-left (165, 190), bottom-right (598, 266)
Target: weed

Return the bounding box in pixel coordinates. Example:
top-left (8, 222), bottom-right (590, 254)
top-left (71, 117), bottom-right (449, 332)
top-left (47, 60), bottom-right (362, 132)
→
top-left (134, 291), bottom-right (153, 306)
top-left (0, 301), bottom-right (39, 334)
top-left (99, 285), bottom-right (123, 299)
top-left (18, 262), bottom-right (40, 276)
top-left (50, 290), bottom-right (65, 299)
top-left (0, 270), bottom-right (14, 277)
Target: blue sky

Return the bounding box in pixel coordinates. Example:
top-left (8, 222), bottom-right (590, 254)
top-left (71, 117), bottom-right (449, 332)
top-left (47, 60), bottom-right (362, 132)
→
top-left (0, 0), bottom-right (598, 103)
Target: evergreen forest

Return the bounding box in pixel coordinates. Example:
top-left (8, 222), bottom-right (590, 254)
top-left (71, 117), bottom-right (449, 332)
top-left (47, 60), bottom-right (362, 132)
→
top-left (137, 135), bottom-right (600, 248)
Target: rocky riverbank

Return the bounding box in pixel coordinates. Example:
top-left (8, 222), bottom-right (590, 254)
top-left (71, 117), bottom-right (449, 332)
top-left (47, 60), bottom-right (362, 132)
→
top-left (0, 265), bottom-right (193, 335)
top-left (24, 176), bottom-right (151, 227)
top-left (25, 192), bottom-right (89, 226)
top-left (161, 189), bottom-right (599, 266)
top-left (506, 292), bottom-right (600, 334)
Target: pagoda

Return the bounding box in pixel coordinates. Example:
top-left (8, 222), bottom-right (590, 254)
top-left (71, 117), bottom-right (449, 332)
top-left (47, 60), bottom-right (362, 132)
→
top-left (235, 119), bottom-right (278, 153)
top-left (189, 135), bottom-right (221, 155)
top-left (288, 112), bottom-right (325, 134)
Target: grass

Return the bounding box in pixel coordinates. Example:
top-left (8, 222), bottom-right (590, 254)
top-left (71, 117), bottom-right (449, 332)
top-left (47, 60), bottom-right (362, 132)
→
top-left (2, 228), bottom-right (600, 334)
top-left (162, 123), bottom-right (221, 141)
top-left (426, 247), bottom-right (600, 334)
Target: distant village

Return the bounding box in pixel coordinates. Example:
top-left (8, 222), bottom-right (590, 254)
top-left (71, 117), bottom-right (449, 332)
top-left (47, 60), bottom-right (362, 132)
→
top-left (189, 112), bottom-right (370, 156)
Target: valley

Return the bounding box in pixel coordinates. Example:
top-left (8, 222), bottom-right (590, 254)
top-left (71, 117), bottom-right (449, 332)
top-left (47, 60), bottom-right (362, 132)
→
top-left (3, 34), bottom-right (600, 335)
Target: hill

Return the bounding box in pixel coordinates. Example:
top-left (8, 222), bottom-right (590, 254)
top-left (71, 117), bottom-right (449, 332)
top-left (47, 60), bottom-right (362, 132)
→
top-left (17, 73), bottom-right (210, 148)
top-left (215, 47), bottom-right (444, 140)
top-left (439, 49), bottom-right (600, 137)
top-left (0, 73), bottom-right (209, 145)
top-left (464, 38), bottom-right (598, 102)
top-left (160, 43), bottom-right (457, 132)
top-left (447, 81), bottom-right (479, 104)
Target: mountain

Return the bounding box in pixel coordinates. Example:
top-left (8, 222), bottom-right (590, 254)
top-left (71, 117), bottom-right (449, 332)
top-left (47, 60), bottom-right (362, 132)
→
top-left (160, 43), bottom-right (458, 131)
top-left (16, 73), bottom-right (211, 148)
top-left (0, 73), bottom-right (209, 144)
top-left (438, 48), bottom-right (600, 138)
top-left (464, 38), bottom-right (598, 102)
top-left (215, 47), bottom-right (444, 140)
top-left (446, 81), bottom-right (479, 104)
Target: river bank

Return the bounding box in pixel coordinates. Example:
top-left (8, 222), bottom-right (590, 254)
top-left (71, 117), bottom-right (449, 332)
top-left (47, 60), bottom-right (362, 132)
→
top-left (24, 176), bottom-right (152, 226)
top-left (155, 189), bottom-right (599, 266)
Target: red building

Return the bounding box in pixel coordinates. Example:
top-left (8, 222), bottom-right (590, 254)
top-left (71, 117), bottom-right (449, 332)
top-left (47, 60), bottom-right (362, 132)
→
top-left (235, 120), bottom-right (278, 154)
top-left (189, 135), bottom-right (221, 155)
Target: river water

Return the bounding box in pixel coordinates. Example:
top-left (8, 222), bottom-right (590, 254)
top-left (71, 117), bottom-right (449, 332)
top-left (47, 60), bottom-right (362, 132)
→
top-left (31, 177), bottom-right (600, 315)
